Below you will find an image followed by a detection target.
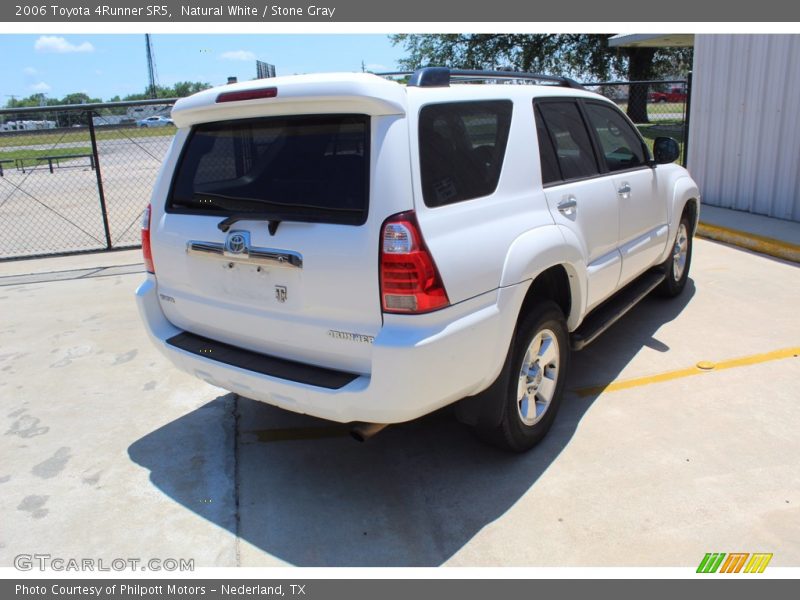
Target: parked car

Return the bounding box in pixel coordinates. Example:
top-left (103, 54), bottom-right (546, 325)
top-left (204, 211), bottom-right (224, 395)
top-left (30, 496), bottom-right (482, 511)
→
top-left (649, 87), bottom-right (687, 103)
top-left (137, 115), bottom-right (174, 128)
top-left (137, 68), bottom-right (699, 452)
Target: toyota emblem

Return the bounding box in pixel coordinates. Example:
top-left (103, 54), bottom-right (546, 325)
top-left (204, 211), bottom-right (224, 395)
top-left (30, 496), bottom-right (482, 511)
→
top-left (226, 232), bottom-right (248, 254)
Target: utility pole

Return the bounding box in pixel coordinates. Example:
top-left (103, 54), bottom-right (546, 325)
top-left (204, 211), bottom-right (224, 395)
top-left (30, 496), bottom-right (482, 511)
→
top-left (145, 34), bottom-right (158, 98)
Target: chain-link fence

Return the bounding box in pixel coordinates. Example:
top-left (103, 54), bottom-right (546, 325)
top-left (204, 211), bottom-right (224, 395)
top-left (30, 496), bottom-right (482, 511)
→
top-left (0, 79), bottom-right (691, 260)
top-left (0, 99), bottom-right (176, 260)
top-left (582, 78), bottom-right (691, 166)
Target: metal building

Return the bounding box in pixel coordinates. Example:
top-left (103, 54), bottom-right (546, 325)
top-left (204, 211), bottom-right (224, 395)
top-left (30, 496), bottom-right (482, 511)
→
top-left (688, 34), bottom-right (800, 222)
top-left (610, 33), bottom-right (800, 223)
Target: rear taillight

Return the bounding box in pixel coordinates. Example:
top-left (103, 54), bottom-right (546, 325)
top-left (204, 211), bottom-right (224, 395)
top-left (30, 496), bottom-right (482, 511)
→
top-left (380, 211), bottom-right (449, 314)
top-left (141, 203), bottom-right (154, 274)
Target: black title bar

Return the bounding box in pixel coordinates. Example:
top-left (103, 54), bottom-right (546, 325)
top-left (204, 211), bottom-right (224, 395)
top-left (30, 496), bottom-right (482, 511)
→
top-left (2, 0), bottom-right (800, 22)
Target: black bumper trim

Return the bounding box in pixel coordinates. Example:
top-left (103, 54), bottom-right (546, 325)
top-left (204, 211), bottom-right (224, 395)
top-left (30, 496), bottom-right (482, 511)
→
top-left (166, 331), bottom-right (359, 390)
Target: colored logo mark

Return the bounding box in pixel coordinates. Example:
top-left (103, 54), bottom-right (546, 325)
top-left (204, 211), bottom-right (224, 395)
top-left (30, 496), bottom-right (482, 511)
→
top-left (697, 552), bottom-right (773, 573)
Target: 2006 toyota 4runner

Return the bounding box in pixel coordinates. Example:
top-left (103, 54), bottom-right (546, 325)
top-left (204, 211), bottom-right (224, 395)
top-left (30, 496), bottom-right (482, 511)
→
top-left (136, 68), bottom-right (699, 451)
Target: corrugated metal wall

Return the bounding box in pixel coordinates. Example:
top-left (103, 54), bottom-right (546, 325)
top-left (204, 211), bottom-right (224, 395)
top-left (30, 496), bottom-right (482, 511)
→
top-left (688, 34), bottom-right (800, 221)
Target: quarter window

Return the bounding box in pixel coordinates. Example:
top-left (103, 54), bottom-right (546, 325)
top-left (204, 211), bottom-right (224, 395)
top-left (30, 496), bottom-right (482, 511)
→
top-left (419, 101), bottom-right (512, 207)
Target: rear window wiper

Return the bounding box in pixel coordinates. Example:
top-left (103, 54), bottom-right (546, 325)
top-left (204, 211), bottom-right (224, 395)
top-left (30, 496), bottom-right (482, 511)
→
top-left (218, 214), bottom-right (282, 235)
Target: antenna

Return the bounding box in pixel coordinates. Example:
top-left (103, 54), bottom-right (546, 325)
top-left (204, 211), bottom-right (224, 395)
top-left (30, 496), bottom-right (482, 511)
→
top-left (145, 34), bottom-right (158, 98)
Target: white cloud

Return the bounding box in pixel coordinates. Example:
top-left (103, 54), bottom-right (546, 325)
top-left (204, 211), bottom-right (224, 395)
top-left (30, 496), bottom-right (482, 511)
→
top-left (30, 82), bottom-right (51, 92)
top-left (23, 67), bottom-right (38, 76)
top-left (220, 50), bottom-right (255, 62)
top-left (34, 36), bottom-right (94, 54)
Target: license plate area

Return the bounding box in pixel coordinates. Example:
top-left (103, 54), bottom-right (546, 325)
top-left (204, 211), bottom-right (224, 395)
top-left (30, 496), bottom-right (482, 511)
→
top-left (185, 238), bottom-right (303, 308)
top-left (218, 261), bottom-right (301, 307)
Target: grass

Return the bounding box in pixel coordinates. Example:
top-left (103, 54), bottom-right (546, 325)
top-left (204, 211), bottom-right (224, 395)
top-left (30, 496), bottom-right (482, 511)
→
top-left (0, 125), bottom-right (175, 149)
top-left (0, 146), bottom-right (93, 168)
top-left (614, 102), bottom-right (686, 117)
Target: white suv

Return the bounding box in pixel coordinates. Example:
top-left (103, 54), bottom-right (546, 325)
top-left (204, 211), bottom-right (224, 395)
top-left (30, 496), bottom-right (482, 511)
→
top-left (136, 68), bottom-right (699, 451)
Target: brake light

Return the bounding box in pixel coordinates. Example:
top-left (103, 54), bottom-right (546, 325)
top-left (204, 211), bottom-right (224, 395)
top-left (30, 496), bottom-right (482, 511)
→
top-left (380, 211), bottom-right (449, 313)
top-left (141, 203), bottom-right (155, 274)
top-left (216, 87), bottom-right (278, 103)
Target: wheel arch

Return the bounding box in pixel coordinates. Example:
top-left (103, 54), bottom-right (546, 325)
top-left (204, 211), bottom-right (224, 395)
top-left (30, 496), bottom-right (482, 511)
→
top-left (455, 228), bottom-right (586, 429)
top-left (499, 224), bottom-right (587, 331)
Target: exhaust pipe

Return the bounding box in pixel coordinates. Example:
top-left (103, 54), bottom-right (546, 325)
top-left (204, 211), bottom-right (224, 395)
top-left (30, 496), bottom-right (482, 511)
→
top-left (350, 422), bottom-right (388, 443)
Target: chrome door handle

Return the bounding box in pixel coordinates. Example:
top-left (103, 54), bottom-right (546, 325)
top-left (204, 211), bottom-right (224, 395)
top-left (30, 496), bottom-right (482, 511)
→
top-left (617, 183), bottom-right (631, 197)
top-left (557, 197), bottom-right (577, 215)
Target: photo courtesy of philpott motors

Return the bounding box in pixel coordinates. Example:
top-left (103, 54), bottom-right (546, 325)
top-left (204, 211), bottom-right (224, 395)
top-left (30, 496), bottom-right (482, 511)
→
top-left (15, 585), bottom-right (208, 596)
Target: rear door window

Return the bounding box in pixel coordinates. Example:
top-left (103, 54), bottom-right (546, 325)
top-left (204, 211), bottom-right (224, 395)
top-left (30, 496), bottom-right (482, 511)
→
top-left (534, 105), bottom-right (562, 185)
top-left (169, 114), bottom-right (369, 225)
top-left (419, 100), bottom-right (512, 207)
top-left (535, 101), bottom-right (599, 183)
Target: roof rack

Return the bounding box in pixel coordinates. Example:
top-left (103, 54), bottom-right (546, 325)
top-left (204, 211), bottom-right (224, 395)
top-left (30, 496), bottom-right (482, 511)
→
top-left (378, 67), bottom-right (584, 90)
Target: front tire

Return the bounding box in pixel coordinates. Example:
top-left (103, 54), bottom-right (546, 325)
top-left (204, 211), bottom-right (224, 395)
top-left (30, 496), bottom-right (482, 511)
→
top-left (475, 301), bottom-right (570, 452)
top-left (656, 213), bottom-right (693, 297)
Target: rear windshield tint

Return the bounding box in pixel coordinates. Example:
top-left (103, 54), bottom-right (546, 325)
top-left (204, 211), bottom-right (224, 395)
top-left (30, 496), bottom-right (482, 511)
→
top-left (419, 100), bottom-right (513, 207)
top-left (169, 114), bottom-right (369, 226)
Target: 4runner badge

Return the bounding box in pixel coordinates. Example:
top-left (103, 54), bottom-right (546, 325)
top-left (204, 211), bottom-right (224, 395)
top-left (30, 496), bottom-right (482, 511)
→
top-left (275, 285), bottom-right (287, 303)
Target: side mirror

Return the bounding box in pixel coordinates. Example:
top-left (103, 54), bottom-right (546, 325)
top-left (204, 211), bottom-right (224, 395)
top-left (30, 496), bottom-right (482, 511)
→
top-left (653, 137), bottom-right (681, 164)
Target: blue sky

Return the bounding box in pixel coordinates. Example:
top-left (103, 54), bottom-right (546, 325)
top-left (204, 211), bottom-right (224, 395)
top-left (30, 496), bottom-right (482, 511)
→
top-left (1, 34), bottom-right (407, 101)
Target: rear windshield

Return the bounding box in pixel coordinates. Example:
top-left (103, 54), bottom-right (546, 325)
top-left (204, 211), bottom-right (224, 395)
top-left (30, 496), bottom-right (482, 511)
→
top-left (169, 114), bottom-right (369, 226)
top-left (419, 100), bottom-right (512, 207)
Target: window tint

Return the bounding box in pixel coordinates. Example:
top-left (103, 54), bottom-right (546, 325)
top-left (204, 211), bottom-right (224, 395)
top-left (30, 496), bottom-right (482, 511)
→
top-left (536, 102), bottom-right (599, 182)
top-left (419, 101), bottom-right (512, 207)
top-left (169, 114), bottom-right (369, 226)
top-left (534, 106), bottom-right (562, 185)
top-left (584, 103), bottom-right (648, 171)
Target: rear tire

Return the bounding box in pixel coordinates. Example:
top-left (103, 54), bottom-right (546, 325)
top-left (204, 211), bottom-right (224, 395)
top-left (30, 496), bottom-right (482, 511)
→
top-left (656, 213), bottom-right (693, 297)
top-left (474, 301), bottom-right (569, 452)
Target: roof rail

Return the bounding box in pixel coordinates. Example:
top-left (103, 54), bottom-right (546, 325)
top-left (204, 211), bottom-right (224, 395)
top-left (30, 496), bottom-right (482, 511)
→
top-left (378, 67), bottom-right (584, 90)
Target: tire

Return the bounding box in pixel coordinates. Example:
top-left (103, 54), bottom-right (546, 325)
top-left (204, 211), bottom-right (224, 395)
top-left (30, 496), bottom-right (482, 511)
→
top-left (474, 301), bottom-right (570, 452)
top-left (656, 213), bottom-right (693, 297)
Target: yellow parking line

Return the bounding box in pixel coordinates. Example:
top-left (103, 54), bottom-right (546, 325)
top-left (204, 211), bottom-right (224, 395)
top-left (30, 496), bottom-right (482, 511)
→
top-left (573, 347), bottom-right (800, 398)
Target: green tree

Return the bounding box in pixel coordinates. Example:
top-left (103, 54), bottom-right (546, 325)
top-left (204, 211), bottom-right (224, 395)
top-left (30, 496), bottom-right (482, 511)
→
top-left (59, 92), bottom-right (101, 105)
top-left (171, 81), bottom-right (212, 97)
top-left (390, 34), bottom-right (692, 123)
top-left (122, 81), bottom-right (212, 101)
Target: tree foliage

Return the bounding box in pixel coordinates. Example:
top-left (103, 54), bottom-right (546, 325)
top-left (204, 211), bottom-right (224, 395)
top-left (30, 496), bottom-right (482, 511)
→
top-left (390, 34), bottom-right (693, 122)
top-left (391, 34), bottom-right (692, 81)
top-left (391, 34), bottom-right (625, 81)
top-left (2, 81), bottom-right (212, 109)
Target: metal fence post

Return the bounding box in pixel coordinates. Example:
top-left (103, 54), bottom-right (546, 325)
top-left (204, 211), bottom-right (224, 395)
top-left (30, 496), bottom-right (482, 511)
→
top-left (87, 109), bottom-right (113, 249)
top-left (682, 71), bottom-right (693, 168)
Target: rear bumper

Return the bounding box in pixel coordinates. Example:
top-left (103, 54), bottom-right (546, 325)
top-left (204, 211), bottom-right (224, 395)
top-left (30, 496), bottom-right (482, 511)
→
top-left (136, 276), bottom-right (526, 424)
